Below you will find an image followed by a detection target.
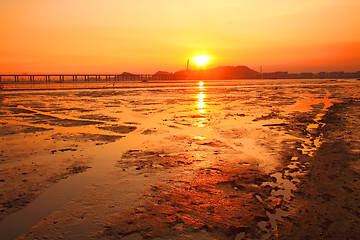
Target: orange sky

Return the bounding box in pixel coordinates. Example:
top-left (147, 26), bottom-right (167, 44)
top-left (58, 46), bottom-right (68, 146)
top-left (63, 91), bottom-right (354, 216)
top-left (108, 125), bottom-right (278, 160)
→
top-left (0, 0), bottom-right (359, 74)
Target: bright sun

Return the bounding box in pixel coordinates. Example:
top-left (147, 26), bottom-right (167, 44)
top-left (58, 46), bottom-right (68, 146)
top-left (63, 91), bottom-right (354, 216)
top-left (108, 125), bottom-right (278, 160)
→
top-left (194, 55), bottom-right (210, 66)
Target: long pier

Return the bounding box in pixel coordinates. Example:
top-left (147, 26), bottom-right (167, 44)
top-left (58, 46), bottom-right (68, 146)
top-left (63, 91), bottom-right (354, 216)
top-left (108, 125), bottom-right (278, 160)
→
top-left (0, 73), bottom-right (177, 83)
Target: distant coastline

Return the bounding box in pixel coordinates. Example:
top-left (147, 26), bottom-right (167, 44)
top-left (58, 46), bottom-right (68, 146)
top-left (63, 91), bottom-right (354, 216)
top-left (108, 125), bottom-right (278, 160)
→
top-left (171, 65), bottom-right (360, 80)
top-left (1, 65), bottom-right (360, 82)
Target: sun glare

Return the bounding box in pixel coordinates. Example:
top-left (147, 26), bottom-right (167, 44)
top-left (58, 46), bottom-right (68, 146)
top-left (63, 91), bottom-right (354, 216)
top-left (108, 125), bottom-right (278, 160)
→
top-left (194, 55), bottom-right (210, 66)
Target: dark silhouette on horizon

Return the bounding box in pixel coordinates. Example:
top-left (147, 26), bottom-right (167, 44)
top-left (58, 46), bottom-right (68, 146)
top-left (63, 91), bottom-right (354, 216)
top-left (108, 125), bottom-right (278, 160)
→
top-left (157, 66), bottom-right (360, 80)
top-left (1, 66), bottom-right (360, 83)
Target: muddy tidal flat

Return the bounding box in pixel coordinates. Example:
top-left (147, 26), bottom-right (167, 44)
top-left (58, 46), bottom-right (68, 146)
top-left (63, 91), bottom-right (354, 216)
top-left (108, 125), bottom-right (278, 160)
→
top-left (0, 79), bottom-right (359, 240)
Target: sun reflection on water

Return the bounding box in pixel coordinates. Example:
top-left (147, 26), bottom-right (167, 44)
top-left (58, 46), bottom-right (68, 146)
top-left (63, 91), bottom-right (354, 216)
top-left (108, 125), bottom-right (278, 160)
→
top-left (198, 81), bottom-right (204, 88)
top-left (194, 81), bottom-right (207, 127)
top-left (193, 135), bottom-right (206, 141)
top-left (197, 81), bottom-right (206, 113)
top-left (198, 92), bottom-right (206, 113)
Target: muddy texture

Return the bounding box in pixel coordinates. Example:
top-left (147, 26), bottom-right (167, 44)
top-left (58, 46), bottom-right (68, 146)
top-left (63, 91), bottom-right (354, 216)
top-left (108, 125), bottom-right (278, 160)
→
top-left (0, 79), bottom-right (359, 240)
top-left (0, 89), bottom-right (135, 224)
top-left (103, 153), bottom-right (272, 239)
top-left (98, 125), bottom-right (137, 134)
top-left (0, 124), bottom-right (52, 136)
top-left (0, 156), bottom-right (91, 221)
top-left (277, 100), bottom-right (360, 240)
top-left (51, 133), bottom-right (124, 144)
top-left (78, 114), bottom-right (119, 122)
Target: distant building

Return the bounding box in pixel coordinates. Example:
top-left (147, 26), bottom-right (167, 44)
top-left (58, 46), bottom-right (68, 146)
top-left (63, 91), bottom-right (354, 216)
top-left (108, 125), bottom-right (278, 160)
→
top-left (316, 72), bottom-right (327, 78)
top-left (328, 72), bottom-right (345, 78)
top-left (287, 73), bottom-right (298, 79)
top-left (300, 72), bottom-right (314, 79)
top-left (262, 71), bottom-right (288, 79)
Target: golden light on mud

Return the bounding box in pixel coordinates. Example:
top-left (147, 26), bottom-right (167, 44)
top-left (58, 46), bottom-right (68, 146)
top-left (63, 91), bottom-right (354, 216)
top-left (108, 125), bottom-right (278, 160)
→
top-left (198, 102), bottom-right (205, 111)
top-left (198, 93), bottom-right (205, 102)
top-left (193, 135), bottom-right (206, 141)
top-left (197, 92), bottom-right (206, 113)
top-left (194, 81), bottom-right (207, 127)
top-left (194, 118), bottom-right (207, 128)
top-left (195, 92), bottom-right (206, 127)
top-left (198, 81), bottom-right (205, 91)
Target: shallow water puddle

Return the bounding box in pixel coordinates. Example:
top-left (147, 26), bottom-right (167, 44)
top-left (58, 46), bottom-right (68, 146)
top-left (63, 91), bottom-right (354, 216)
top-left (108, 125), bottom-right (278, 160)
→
top-left (0, 131), bottom-right (145, 239)
top-left (254, 88), bottom-right (334, 239)
top-left (255, 157), bottom-right (306, 240)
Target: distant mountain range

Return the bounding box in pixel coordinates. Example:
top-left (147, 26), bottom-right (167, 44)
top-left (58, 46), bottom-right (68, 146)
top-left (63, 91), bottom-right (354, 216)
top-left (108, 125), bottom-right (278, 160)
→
top-left (155, 66), bottom-right (260, 80)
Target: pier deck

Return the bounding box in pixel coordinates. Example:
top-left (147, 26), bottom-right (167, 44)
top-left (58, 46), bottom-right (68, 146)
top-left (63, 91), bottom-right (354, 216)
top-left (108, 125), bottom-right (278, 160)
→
top-left (0, 73), bottom-right (176, 83)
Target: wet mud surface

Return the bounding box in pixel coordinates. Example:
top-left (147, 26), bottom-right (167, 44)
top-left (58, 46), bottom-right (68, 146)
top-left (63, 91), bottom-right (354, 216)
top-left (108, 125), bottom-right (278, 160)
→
top-left (0, 79), bottom-right (359, 239)
top-left (0, 156), bottom-right (91, 220)
top-left (276, 100), bottom-right (360, 239)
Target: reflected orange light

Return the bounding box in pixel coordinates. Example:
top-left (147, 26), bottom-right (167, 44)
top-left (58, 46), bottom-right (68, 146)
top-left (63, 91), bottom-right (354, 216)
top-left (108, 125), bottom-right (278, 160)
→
top-left (198, 92), bottom-right (205, 102)
top-left (194, 118), bottom-right (206, 128)
top-left (197, 92), bottom-right (206, 113)
top-left (194, 81), bottom-right (207, 127)
top-left (198, 102), bottom-right (205, 111)
top-left (198, 81), bottom-right (205, 91)
top-left (193, 135), bottom-right (206, 141)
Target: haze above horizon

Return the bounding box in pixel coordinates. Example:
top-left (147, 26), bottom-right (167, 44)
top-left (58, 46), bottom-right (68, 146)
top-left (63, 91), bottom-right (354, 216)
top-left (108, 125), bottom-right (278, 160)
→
top-left (0, 0), bottom-right (359, 74)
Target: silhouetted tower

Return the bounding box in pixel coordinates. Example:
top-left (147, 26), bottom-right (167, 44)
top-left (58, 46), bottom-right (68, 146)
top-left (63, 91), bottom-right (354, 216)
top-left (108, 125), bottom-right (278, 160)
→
top-left (260, 66), bottom-right (263, 79)
top-left (186, 59), bottom-right (190, 79)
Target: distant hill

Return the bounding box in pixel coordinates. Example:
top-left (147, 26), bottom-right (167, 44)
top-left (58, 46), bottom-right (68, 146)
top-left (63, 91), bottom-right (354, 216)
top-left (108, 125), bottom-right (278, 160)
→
top-left (173, 65), bottom-right (260, 79)
top-left (154, 71), bottom-right (172, 75)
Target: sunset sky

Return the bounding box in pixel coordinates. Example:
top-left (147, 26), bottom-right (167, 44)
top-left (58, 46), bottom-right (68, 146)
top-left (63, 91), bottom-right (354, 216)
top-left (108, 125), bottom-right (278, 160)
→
top-left (0, 0), bottom-right (359, 74)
